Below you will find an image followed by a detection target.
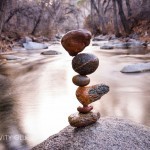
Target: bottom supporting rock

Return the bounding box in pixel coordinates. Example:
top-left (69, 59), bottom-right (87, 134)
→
top-left (32, 117), bottom-right (150, 150)
top-left (68, 111), bottom-right (100, 127)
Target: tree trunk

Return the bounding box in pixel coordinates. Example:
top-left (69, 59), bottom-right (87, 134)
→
top-left (91, 0), bottom-right (107, 35)
top-left (0, 0), bottom-right (7, 34)
top-left (125, 0), bottom-right (132, 17)
top-left (142, 0), bottom-right (150, 11)
top-left (31, 2), bottom-right (44, 35)
top-left (31, 13), bottom-right (42, 35)
top-left (112, 0), bottom-right (120, 37)
top-left (116, 0), bottom-right (130, 35)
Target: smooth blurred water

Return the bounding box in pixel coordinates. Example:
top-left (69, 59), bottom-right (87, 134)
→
top-left (0, 45), bottom-right (150, 149)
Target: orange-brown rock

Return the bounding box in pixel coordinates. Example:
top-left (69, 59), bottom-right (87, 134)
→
top-left (76, 84), bottom-right (109, 106)
top-left (61, 29), bottom-right (92, 56)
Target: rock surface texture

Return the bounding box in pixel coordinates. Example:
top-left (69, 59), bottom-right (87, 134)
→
top-left (72, 75), bottom-right (90, 86)
top-left (72, 53), bottom-right (99, 75)
top-left (76, 84), bottom-right (109, 106)
top-left (68, 112), bottom-right (100, 127)
top-left (32, 117), bottom-right (150, 150)
top-left (61, 29), bottom-right (92, 56)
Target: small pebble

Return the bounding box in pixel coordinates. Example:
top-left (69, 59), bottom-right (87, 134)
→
top-left (68, 112), bottom-right (100, 127)
top-left (72, 53), bottom-right (99, 75)
top-left (72, 75), bottom-right (90, 86)
top-left (77, 106), bottom-right (93, 114)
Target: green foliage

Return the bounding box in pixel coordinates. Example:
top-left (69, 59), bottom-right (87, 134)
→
top-left (77, 0), bottom-right (87, 6)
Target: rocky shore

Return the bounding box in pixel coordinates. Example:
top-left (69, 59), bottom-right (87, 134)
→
top-left (32, 117), bottom-right (150, 150)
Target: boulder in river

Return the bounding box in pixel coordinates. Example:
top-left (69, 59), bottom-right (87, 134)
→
top-left (126, 39), bottom-right (146, 48)
top-left (3, 55), bottom-right (26, 61)
top-left (113, 43), bottom-right (128, 49)
top-left (100, 45), bottom-right (113, 49)
top-left (23, 42), bottom-right (48, 50)
top-left (32, 117), bottom-right (150, 150)
top-left (121, 62), bottom-right (150, 73)
top-left (41, 50), bottom-right (62, 55)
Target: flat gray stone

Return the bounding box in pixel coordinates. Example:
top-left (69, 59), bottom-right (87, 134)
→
top-left (32, 117), bottom-right (150, 150)
top-left (100, 45), bottom-right (113, 49)
top-left (3, 55), bottom-right (26, 61)
top-left (121, 62), bottom-right (150, 73)
top-left (23, 42), bottom-right (48, 50)
top-left (41, 50), bottom-right (61, 55)
top-left (92, 43), bottom-right (100, 46)
top-left (113, 43), bottom-right (128, 49)
top-left (126, 41), bottom-right (146, 48)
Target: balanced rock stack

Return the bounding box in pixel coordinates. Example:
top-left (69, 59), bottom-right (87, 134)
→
top-left (61, 29), bottom-right (109, 127)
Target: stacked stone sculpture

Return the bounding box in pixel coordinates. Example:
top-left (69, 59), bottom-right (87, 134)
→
top-left (61, 29), bottom-right (109, 127)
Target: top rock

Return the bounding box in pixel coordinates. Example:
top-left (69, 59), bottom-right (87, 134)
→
top-left (61, 29), bottom-right (92, 56)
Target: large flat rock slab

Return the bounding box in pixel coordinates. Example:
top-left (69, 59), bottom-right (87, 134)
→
top-left (32, 117), bottom-right (150, 150)
top-left (121, 62), bottom-right (150, 73)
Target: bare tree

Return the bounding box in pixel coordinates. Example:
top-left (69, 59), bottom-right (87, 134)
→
top-left (112, 0), bottom-right (120, 37)
top-left (31, 2), bottom-right (45, 35)
top-left (125, 0), bottom-right (132, 17)
top-left (0, 0), bottom-right (7, 34)
top-left (91, 0), bottom-right (107, 35)
top-left (116, 0), bottom-right (130, 35)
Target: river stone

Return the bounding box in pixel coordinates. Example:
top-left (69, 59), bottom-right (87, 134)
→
top-left (32, 117), bottom-right (150, 150)
top-left (61, 29), bottom-right (92, 56)
top-left (41, 50), bottom-right (62, 55)
top-left (121, 62), bottom-right (150, 73)
top-left (68, 112), bottom-right (100, 127)
top-left (76, 84), bottom-right (109, 106)
top-left (3, 55), bottom-right (26, 61)
top-left (23, 42), bottom-right (48, 50)
top-left (72, 53), bottom-right (99, 75)
top-left (72, 75), bottom-right (90, 86)
top-left (77, 106), bottom-right (93, 114)
top-left (100, 45), bottom-right (113, 49)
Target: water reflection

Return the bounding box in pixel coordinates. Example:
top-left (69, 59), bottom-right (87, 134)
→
top-left (0, 74), bottom-right (29, 150)
top-left (0, 46), bottom-right (150, 149)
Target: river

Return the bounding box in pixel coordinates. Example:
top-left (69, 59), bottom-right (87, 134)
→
top-left (0, 44), bottom-right (150, 149)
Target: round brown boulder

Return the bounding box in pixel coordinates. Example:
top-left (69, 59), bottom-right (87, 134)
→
top-left (72, 53), bottom-right (99, 75)
top-left (61, 29), bottom-right (92, 56)
top-left (72, 75), bottom-right (90, 86)
top-left (68, 112), bottom-right (100, 127)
